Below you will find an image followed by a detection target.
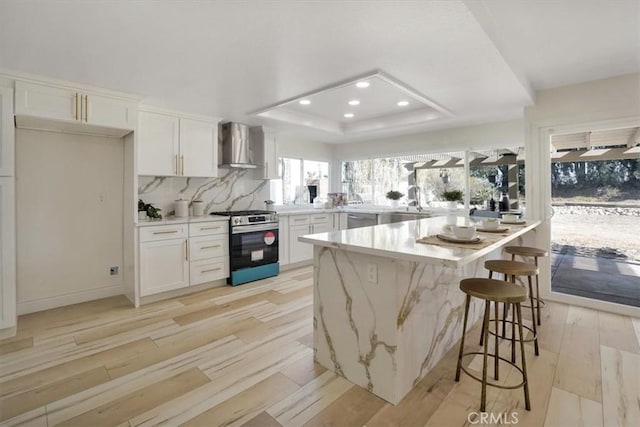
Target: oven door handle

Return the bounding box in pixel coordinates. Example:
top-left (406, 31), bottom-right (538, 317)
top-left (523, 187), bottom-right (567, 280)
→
top-left (232, 223), bottom-right (279, 234)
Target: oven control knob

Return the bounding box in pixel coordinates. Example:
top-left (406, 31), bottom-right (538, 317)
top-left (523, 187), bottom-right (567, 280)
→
top-left (234, 218), bottom-right (242, 225)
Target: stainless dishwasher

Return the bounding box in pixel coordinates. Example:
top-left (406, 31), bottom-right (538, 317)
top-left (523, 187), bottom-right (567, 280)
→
top-left (347, 213), bottom-right (378, 229)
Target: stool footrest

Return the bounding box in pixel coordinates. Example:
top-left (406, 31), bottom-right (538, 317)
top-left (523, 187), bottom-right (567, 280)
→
top-left (486, 318), bottom-right (537, 343)
top-left (459, 352), bottom-right (527, 390)
top-left (522, 298), bottom-right (546, 310)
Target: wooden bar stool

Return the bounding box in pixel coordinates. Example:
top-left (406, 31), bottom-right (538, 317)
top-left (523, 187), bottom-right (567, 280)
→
top-left (455, 278), bottom-right (531, 412)
top-left (505, 246), bottom-right (548, 326)
top-left (481, 260), bottom-right (540, 361)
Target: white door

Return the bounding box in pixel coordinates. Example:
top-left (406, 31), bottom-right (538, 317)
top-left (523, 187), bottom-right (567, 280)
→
top-left (0, 177), bottom-right (16, 330)
top-left (289, 224), bottom-right (313, 264)
top-left (85, 93), bottom-right (135, 131)
top-left (139, 238), bottom-right (189, 296)
top-left (138, 111), bottom-right (180, 176)
top-left (15, 81), bottom-right (78, 123)
top-left (0, 88), bottom-right (14, 176)
top-left (180, 118), bottom-right (217, 177)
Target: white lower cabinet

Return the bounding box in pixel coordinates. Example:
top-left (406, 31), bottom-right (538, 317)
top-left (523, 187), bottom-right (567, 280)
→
top-left (139, 238), bottom-right (189, 296)
top-left (188, 222), bottom-right (229, 285)
top-left (138, 221), bottom-right (229, 298)
top-left (0, 178), bottom-right (16, 330)
top-left (278, 216), bottom-right (289, 266)
top-left (289, 223), bottom-right (314, 264)
top-left (286, 213), bottom-right (333, 264)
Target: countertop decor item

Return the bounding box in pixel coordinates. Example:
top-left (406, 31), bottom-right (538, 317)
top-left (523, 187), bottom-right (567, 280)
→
top-left (138, 199), bottom-right (162, 220)
top-left (192, 200), bottom-right (205, 216)
top-left (265, 200), bottom-right (275, 211)
top-left (386, 190), bottom-right (404, 208)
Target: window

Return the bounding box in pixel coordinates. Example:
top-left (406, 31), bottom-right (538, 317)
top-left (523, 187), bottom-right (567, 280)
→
top-left (272, 157), bottom-right (330, 204)
top-left (342, 158), bottom-right (409, 204)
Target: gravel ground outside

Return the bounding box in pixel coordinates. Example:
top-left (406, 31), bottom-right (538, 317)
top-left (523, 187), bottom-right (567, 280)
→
top-left (551, 205), bottom-right (640, 262)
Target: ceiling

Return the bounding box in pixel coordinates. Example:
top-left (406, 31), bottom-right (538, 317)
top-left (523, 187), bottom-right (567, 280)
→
top-left (0, 0), bottom-right (638, 144)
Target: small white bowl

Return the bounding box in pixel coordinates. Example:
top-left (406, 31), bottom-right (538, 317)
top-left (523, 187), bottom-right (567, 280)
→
top-left (501, 213), bottom-right (518, 222)
top-left (453, 225), bottom-right (476, 239)
top-left (482, 219), bottom-right (500, 230)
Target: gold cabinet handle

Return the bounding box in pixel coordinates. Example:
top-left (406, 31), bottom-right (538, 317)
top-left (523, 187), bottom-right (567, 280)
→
top-left (174, 154), bottom-right (179, 175)
top-left (185, 240), bottom-right (188, 261)
top-left (200, 226), bottom-right (221, 231)
top-left (152, 230), bottom-right (178, 235)
top-left (181, 155), bottom-right (185, 176)
top-left (265, 161), bottom-right (268, 177)
top-left (74, 93), bottom-right (79, 120)
top-left (202, 267), bottom-right (222, 273)
top-left (200, 245), bottom-right (221, 249)
top-left (83, 95), bottom-right (88, 122)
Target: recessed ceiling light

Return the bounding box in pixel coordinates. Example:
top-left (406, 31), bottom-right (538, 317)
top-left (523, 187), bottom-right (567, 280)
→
top-left (355, 81), bottom-right (370, 88)
top-left (348, 100), bottom-right (360, 106)
top-left (397, 100), bottom-right (409, 107)
top-left (344, 113), bottom-right (355, 118)
top-left (299, 99), bottom-right (311, 105)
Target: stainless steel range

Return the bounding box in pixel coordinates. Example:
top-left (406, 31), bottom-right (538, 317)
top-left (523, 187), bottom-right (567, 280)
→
top-left (210, 210), bottom-right (279, 286)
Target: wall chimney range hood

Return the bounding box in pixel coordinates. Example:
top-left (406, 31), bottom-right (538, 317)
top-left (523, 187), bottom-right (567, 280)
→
top-left (219, 122), bottom-right (257, 169)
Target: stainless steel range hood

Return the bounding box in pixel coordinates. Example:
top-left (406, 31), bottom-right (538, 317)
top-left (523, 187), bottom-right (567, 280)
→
top-left (219, 122), bottom-right (257, 169)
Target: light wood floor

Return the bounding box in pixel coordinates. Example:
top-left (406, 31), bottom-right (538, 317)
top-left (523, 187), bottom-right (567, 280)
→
top-left (1, 266), bottom-right (638, 426)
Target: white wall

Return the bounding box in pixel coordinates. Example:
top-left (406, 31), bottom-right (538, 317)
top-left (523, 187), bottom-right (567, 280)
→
top-left (524, 72), bottom-right (640, 317)
top-left (16, 129), bottom-right (124, 313)
top-left (278, 137), bottom-right (335, 161)
top-left (333, 119), bottom-right (524, 160)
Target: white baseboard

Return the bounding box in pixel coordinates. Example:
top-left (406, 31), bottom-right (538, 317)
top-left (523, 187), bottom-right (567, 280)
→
top-left (17, 285), bottom-right (124, 315)
top-left (139, 279), bottom-right (226, 306)
top-left (280, 260), bottom-right (312, 271)
top-left (0, 326), bottom-right (17, 339)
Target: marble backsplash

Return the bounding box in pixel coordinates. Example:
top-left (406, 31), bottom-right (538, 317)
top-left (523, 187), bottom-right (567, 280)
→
top-left (138, 169), bottom-right (270, 215)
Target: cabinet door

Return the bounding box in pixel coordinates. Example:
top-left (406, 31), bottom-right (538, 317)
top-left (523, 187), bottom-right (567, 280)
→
top-left (289, 224), bottom-right (313, 264)
top-left (0, 87), bottom-right (14, 176)
top-left (263, 132), bottom-right (279, 179)
top-left (0, 178), bottom-right (16, 330)
top-left (338, 212), bottom-right (348, 230)
top-left (312, 221), bottom-right (332, 234)
top-left (15, 81), bottom-right (78, 123)
top-left (278, 216), bottom-right (289, 266)
top-left (85, 93), bottom-right (136, 131)
top-left (139, 238), bottom-right (189, 296)
top-left (180, 118), bottom-right (217, 177)
top-left (138, 111), bottom-right (180, 176)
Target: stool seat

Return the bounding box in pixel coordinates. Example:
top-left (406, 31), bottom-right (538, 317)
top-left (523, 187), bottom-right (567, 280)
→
top-left (460, 278), bottom-right (527, 304)
top-left (505, 246), bottom-right (548, 258)
top-left (485, 260), bottom-right (538, 276)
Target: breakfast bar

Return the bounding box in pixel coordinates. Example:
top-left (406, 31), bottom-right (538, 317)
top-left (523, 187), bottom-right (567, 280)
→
top-left (299, 215), bottom-right (541, 404)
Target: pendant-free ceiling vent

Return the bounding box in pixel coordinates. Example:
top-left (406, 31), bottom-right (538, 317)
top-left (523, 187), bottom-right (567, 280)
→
top-left (250, 70), bottom-right (453, 136)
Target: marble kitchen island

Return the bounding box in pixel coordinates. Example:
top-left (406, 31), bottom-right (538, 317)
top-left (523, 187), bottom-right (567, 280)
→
top-left (299, 215), bottom-right (541, 404)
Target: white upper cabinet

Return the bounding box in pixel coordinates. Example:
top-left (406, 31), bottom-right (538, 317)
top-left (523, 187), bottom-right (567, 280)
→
top-left (251, 127), bottom-right (279, 180)
top-left (137, 111), bottom-right (180, 176)
top-left (137, 109), bottom-right (218, 177)
top-left (0, 87), bottom-right (14, 176)
top-left (14, 81), bottom-right (137, 136)
top-left (180, 118), bottom-right (217, 177)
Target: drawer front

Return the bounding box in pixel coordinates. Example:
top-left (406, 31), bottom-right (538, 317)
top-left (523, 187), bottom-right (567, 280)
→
top-left (189, 221), bottom-right (228, 237)
top-left (190, 257), bottom-right (229, 285)
top-left (189, 235), bottom-right (228, 261)
top-left (139, 224), bottom-right (188, 242)
top-left (311, 214), bottom-right (330, 224)
top-left (289, 215), bottom-right (310, 226)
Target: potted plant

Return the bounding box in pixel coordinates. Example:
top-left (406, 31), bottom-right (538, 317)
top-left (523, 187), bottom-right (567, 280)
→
top-left (138, 199), bottom-right (162, 220)
top-left (386, 190), bottom-right (404, 208)
top-left (441, 189), bottom-right (463, 210)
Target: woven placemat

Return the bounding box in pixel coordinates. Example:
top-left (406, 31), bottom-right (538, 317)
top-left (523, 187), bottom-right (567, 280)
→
top-left (416, 234), bottom-right (494, 250)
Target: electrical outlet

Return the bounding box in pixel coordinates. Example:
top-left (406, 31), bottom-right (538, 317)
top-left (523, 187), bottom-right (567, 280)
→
top-left (367, 263), bottom-right (378, 284)
top-left (110, 266), bottom-right (119, 276)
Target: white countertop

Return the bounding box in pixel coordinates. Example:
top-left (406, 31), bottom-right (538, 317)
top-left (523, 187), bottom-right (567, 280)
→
top-left (135, 215), bottom-right (229, 227)
top-left (299, 215), bottom-right (541, 268)
top-left (275, 206), bottom-right (450, 216)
